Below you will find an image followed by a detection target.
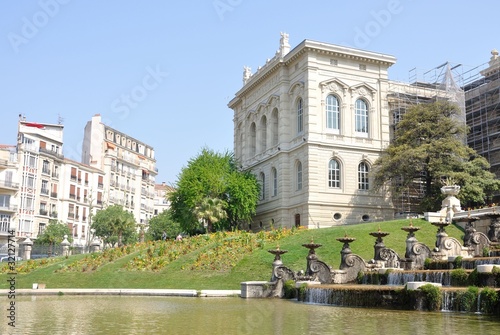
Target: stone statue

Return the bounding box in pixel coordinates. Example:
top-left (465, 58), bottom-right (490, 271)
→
top-left (243, 66), bottom-right (251, 85)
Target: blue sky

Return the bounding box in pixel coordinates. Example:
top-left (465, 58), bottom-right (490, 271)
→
top-left (1, 0), bottom-right (498, 184)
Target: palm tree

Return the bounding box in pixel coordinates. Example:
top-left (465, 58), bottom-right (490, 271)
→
top-left (194, 197), bottom-right (228, 233)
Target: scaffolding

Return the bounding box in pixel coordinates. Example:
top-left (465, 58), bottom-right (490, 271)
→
top-left (387, 62), bottom-right (465, 215)
top-left (463, 54), bottom-right (500, 179)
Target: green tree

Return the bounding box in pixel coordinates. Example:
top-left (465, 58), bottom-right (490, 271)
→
top-left (194, 197), bottom-right (228, 233)
top-left (35, 219), bottom-right (72, 256)
top-left (372, 101), bottom-right (500, 212)
top-left (91, 205), bottom-right (137, 247)
top-left (146, 210), bottom-right (181, 241)
top-left (169, 148), bottom-right (259, 234)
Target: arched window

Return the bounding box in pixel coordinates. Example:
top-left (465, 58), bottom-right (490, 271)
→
top-left (355, 99), bottom-right (368, 134)
top-left (358, 162), bottom-right (369, 190)
top-left (328, 159), bottom-right (340, 188)
top-left (272, 167), bottom-right (278, 197)
top-left (296, 161), bottom-right (303, 191)
top-left (297, 98), bottom-right (303, 133)
top-left (326, 95), bottom-right (340, 130)
top-left (260, 172), bottom-right (266, 200)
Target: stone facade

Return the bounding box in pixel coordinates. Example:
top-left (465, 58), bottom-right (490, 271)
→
top-left (229, 35), bottom-right (396, 229)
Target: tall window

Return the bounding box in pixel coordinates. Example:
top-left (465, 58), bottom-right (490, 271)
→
top-left (297, 98), bottom-right (303, 133)
top-left (358, 162), bottom-right (369, 190)
top-left (260, 173), bottom-right (266, 200)
top-left (355, 99), bottom-right (368, 134)
top-left (272, 167), bottom-right (278, 197)
top-left (297, 161), bottom-right (303, 191)
top-left (328, 159), bottom-right (340, 188)
top-left (326, 95), bottom-right (340, 130)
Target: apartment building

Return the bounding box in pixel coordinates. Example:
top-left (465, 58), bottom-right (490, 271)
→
top-left (0, 145), bottom-right (18, 249)
top-left (59, 159), bottom-right (104, 246)
top-left (153, 182), bottom-right (175, 215)
top-left (82, 114), bottom-right (157, 228)
top-left (16, 118), bottom-right (64, 241)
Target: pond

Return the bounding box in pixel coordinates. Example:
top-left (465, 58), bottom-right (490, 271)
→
top-left (3, 296), bottom-right (499, 335)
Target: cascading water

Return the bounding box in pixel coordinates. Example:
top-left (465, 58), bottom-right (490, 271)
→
top-left (441, 291), bottom-right (455, 311)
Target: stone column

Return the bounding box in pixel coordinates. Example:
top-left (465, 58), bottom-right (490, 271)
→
top-left (61, 235), bottom-right (70, 257)
top-left (23, 236), bottom-right (33, 260)
top-left (90, 238), bottom-right (101, 253)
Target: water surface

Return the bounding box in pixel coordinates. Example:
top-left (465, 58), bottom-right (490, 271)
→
top-left (2, 296), bottom-right (499, 335)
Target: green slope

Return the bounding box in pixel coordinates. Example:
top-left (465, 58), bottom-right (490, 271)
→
top-left (0, 219), bottom-right (464, 290)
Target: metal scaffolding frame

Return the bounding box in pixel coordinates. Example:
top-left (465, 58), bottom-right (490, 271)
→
top-left (387, 63), bottom-right (465, 215)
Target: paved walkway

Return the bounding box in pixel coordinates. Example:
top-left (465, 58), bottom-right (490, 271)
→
top-left (1, 288), bottom-right (241, 297)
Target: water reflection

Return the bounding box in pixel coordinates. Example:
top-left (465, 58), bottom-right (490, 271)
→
top-left (2, 296), bottom-right (499, 335)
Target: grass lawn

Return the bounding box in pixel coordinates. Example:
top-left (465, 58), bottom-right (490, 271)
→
top-left (0, 219), bottom-right (465, 290)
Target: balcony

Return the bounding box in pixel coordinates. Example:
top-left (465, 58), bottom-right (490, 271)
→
top-left (39, 147), bottom-right (64, 159)
top-left (0, 158), bottom-right (15, 168)
top-left (39, 209), bottom-right (48, 216)
top-left (52, 172), bottom-right (59, 179)
top-left (42, 167), bottom-right (50, 175)
top-left (70, 175), bottom-right (77, 182)
top-left (69, 194), bottom-right (76, 200)
top-left (41, 188), bottom-right (50, 196)
top-left (0, 180), bottom-right (19, 190)
top-left (68, 212), bottom-right (75, 220)
top-left (50, 211), bottom-right (58, 218)
top-left (51, 192), bottom-right (58, 198)
top-left (98, 183), bottom-right (104, 189)
top-left (0, 205), bottom-right (17, 213)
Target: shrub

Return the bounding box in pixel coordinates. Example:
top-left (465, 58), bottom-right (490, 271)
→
top-left (419, 284), bottom-right (442, 311)
top-left (456, 286), bottom-right (479, 312)
top-left (479, 287), bottom-right (499, 314)
top-left (450, 268), bottom-right (469, 286)
top-left (298, 283), bottom-right (308, 301)
top-left (452, 256), bottom-right (463, 269)
top-left (467, 269), bottom-right (479, 286)
top-left (283, 280), bottom-right (296, 299)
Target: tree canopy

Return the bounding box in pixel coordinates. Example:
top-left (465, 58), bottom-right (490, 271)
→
top-left (91, 205), bottom-right (137, 247)
top-left (35, 219), bottom-right (72, 256)
top-left (145, 210), bottom-right (181, 241)
top-left (372, 101), bottom-right (500, 212)
top-left (169, 148), bottom-right (259, 234)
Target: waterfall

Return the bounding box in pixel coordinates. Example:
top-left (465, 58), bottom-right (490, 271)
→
top-left (476, 294), bottom-right (481, 314)
top-left (441, 291), bottom-right (455, 312)
top-left (305, 288), bottom-right (330, 305)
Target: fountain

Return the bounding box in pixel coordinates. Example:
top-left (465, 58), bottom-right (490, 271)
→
top-left (301, 239), bottom-right (332, 284)
top-left (432, 217), bottom-right (450, 249)
top-left (369, 227), bottom-right (390, 261)
top-left (336, 234), bottom-right (356, 256)
top-left (399, 220), bottom-right (431, 270)
top-left (485, 209), bottom-right (500, 243)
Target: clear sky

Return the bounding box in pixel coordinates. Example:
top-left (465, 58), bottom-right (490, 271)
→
top-left (1, 0), bottom-right (498, 185)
